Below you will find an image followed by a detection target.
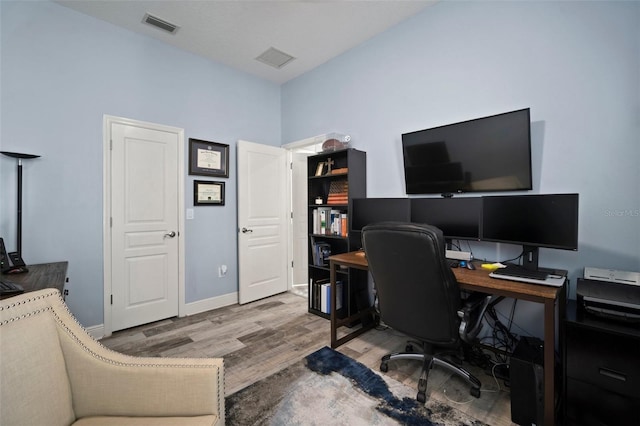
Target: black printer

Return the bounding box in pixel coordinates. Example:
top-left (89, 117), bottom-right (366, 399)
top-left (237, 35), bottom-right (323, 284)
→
top-left (577, 267), bottom-right (640, 323)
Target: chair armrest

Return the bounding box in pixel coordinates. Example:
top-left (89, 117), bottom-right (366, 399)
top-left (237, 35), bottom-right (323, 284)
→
top-left (462, 291), bottom-right (491, 311)
top-left (48, 291), bottom-right (224, 420)
top-left (457, 292), bottom-right (492, 343)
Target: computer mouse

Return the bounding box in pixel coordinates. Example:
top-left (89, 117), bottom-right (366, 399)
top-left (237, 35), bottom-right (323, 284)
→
top-left (466, 262), bottom-right (476, 270)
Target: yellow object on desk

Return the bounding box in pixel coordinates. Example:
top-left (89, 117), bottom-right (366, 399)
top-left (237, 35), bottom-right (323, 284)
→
top-left (481, 262), bottom-right (505, 271)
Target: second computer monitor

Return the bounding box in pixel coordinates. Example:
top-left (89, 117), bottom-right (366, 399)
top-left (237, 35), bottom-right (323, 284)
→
top-left (350, 198), bottom-right (411, 232)
top-left (410, 197), bottom-right (482, 241)
top-left (481, 193), bottom-right (579, 251)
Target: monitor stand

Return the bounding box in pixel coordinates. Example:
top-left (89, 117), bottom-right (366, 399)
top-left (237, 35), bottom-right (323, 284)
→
top-left (515, 245), bottom-right (561, 278)
top-left (522, 245), bottom-right (540, 271)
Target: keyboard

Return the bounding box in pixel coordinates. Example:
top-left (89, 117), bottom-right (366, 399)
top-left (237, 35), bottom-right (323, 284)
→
top-left (491, 265), bottom-right (549, 281)
top-left (0, 279), bottom-right (24, 296)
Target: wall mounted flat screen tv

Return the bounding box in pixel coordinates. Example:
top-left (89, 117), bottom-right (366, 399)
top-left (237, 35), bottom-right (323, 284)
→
top-left (402, 108), bottom-right (532, 195)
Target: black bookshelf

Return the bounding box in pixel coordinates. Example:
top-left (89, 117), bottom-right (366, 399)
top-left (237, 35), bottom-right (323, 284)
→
top-left (307, 148), bottom-right (366, 318)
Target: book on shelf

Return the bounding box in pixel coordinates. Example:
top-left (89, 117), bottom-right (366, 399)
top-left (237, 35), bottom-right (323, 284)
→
top-left (310, 241), bottom-right (331, 266)
top-left (312, 209), bottom-right (319, 234)
top-left (309, 235), bottom-right (318, 265)
top-left (319, 207), bottom-right (331, 234)
top-left (330, 209), bottom-right (341, 235)
top-left (310, 277), bottom-right (329, 311)
top-left (320, 281), bottom-right (343, 314)
top-left (341, 213), bottom-right (348, 237)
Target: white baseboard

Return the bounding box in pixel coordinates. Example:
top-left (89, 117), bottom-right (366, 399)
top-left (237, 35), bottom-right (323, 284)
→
top-left (87, 324), bottom-right (106, 340)
top-left (88, 292), bottom-right (239, 340)
top-left (184, 291), bottom-right (239, 316)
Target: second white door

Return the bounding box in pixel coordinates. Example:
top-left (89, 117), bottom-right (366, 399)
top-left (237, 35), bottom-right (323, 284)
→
top-left (237, 140), bottom-right (288, 304)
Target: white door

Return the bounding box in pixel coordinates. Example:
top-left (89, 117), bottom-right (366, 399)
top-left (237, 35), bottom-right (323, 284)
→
top-left (237, 140), bottom-right (288, 304)
top-left (105, 117), bottom-right (184, 332)
top-left (290, 152), bottom-right (309, 288)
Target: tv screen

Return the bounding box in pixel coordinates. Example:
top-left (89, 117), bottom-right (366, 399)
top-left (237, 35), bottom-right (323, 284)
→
top-left (410, 197), bottom-right (482, 241)
top-left (481, 193), bottom-right (579, 251)
top-left (350, 198), bottom-right (411, 232)
top-left (402, 108), bottom-right (532, 195)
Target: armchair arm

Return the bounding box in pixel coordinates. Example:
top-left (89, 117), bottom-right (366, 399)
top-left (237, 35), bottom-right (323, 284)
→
top-left (48, 291), bottom-right (224, 421)
top-left (63, 344), bottom-right (224, 420)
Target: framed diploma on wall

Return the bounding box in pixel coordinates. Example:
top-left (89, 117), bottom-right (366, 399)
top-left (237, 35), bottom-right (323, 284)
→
top-left (194, 180), bottom-right (225, 205)
top-left (189, 138), bottom-right (229, 177)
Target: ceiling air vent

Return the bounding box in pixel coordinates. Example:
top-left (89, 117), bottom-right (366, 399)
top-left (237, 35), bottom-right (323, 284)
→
top-left (142, 13), bottom-right (179, 34)
top-left (256, 47), bottom-right (296, 69)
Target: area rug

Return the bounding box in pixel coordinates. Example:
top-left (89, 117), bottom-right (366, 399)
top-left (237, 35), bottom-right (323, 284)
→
top-left (225, 346), bottom-right (486, 425)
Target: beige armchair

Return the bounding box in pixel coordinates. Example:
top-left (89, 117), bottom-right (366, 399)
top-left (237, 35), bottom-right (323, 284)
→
top-left (0, 289), bottom-right (224, 426)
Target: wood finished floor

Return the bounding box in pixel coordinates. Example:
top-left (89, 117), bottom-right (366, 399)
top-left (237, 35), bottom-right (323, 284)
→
top-left (100, 291), bottom-right (515, 426)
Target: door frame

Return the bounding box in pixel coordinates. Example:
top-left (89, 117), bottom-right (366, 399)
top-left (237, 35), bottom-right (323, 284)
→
top-left (102, 115), bottom-right (186, 337)
top-left (282, 135), bottom-right (328, 292)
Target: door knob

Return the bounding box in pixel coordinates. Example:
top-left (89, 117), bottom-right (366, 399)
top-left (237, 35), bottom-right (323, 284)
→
top-left (164, 231), bottom-right (176, 238)
top-left (241, 227), bottom-right (253, 233)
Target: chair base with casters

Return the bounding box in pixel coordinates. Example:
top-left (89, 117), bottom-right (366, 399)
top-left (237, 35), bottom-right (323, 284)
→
top-left (379, 341), bottom-right (482, 403)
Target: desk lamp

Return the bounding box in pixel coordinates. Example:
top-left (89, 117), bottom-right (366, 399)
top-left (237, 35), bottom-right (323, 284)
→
top-left (1, 151), bottom-right (40, 273)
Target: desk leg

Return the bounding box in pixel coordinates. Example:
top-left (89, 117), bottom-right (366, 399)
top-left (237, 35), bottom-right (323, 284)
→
top-left (330, 260), bottom-right (337, 348)
top-left (544, 298), bottom-right (556, 426)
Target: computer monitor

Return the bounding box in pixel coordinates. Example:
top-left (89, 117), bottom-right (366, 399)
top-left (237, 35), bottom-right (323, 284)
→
top-left (410, 197), bottom-right (482, 241)
top-left (481, 193), bottom-right (579, 271)
top-left (350, 198), bottom-right (411, 232)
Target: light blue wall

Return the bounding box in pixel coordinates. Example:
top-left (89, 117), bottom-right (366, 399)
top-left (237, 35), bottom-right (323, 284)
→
top-left (1, 1), bottom-right (281, 327)
top-left (282, 1), bottom-right (639, 337)
top-left (2, 1), bottom-right (639, 339)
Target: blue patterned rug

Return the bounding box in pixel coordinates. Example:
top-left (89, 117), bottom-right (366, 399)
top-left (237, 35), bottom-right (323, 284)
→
top-left (226, 346), bottom-right (486, 425)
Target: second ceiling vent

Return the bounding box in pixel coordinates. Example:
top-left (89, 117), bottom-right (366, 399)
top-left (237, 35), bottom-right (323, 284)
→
top-left (256, 47), bottom-right (296, 69)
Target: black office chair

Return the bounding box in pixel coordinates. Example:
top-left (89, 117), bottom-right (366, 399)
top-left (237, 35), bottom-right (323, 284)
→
top-left (362, 222), bottom-right (491, 403)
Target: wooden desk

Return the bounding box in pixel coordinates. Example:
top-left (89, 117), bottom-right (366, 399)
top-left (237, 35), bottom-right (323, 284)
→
top-left (1, 261), bottom-right (68, 298)
top-left (328, 251), bottom-right (565, 426)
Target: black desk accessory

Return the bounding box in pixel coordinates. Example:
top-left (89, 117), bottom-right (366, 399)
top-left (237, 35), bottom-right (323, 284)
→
top-left (0, 277), bottom-right (24, 296)
top-left (1, 151), bottom-right (40, 273)
top-left (1, 237), bottom-right (27, 274)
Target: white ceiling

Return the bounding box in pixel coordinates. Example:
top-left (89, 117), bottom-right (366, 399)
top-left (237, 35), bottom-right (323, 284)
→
top-left (56, 0), bottom-right (436, 84)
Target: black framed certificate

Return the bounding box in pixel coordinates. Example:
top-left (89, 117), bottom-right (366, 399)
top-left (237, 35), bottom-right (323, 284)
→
top-left (189, 138), bottom-right (229, 178)
top-left (194, 180), bottom-right (225, 205)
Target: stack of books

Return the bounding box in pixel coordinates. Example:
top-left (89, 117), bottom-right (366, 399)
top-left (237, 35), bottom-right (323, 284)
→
top-left (327, 180), bottom-right (348, 205)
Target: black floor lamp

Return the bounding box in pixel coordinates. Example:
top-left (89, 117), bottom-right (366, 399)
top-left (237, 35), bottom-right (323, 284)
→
top-left (1, 151), bottom-right (40, 272)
